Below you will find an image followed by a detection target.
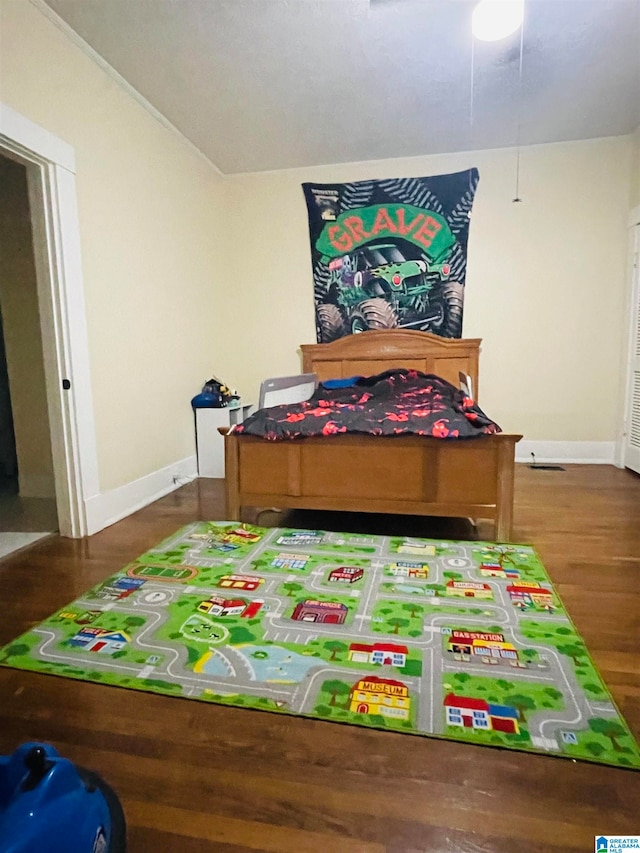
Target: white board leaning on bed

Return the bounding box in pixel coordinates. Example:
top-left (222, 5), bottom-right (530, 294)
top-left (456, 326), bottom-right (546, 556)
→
top-left (258, 374), bottom-right (317, 409)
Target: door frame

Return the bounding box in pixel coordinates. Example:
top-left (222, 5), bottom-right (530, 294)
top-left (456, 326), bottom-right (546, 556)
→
top-left (617, 204), bottom-right (640, 469)
top-left (0, 103), bottom-right (98, 537)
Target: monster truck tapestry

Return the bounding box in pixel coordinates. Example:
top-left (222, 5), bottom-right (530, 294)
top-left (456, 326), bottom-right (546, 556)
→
top-left (303, 169), bottom-right (479, 342)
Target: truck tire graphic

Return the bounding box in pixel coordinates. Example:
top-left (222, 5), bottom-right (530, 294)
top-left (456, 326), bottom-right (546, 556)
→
top-left (317, 303), bottom-right (345, 342)
top-left (428, 281), bottom-right (464, 338)
top-left (349, 309), bottom-right (369, 334)
top-left (360, 297), bottom-right (399, 330)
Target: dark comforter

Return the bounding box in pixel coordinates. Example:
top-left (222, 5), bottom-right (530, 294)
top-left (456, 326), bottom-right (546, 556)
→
top-left (236, 369), bottom-right (501, 440)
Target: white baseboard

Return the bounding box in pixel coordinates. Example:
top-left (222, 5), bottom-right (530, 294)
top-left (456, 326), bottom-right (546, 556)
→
top-left (84, 455), bottom-right (198, 535)
top-left (516, 440), bottom-right (615, 465)
top-left (79, 442), bottom-right (614, 535)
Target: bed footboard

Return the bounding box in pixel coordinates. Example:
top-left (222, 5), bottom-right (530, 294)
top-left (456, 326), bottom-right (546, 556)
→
top-left (224, 432), bottom-right (522, 541)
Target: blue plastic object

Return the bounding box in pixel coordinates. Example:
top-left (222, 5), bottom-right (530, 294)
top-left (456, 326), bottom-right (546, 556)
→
top-left (0, 742), bottom-right (126, 852)
top-left (321, 375), bottom-right (363, 389)
top-left (191, 391), bottom-right (223, 408)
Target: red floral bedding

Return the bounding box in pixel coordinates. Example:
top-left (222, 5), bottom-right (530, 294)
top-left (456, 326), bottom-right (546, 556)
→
top-left (235, 369), bottom-right (501, 440)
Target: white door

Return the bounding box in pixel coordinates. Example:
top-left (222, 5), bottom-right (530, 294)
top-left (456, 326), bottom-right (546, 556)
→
top-left (624, 222), bottom-right (640, 474)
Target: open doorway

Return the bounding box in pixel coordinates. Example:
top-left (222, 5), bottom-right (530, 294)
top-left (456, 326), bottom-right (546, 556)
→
top-left (1, 102), bottom-right (101, 541)
top-left (0, 153), bottom-right (58, 557)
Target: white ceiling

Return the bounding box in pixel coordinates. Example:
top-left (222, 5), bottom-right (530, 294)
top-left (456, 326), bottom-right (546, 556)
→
top-left (43, 0), bottom-right (640, 175)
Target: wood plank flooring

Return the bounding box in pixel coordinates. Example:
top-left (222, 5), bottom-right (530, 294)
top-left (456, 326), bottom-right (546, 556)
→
top-left (1, 464), bottom-right (638, 852)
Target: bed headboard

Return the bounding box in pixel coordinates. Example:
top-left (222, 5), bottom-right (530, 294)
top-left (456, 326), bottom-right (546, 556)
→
top-left (301, 330), bottom-right (481, 397)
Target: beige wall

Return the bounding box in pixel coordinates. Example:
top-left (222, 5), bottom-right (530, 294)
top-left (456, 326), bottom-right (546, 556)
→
top-left (217, 136), bottom-right (634, 443)
top-left (0, 0), bottom-right (227, 492)
top-left (0, 0), bottom-right (635, 507)
top-left (0, 156), bottom-right (55, 497)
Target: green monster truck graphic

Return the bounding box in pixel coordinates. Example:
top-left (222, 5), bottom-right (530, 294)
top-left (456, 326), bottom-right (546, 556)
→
top-left (314, 203), bottom-right (464, 340)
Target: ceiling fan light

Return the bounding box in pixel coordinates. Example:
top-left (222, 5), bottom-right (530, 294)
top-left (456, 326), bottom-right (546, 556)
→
top-left (472, 0), bottom-right (524, 42)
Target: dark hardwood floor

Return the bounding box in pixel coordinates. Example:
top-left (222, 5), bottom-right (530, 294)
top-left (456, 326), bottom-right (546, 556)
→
top-left (1, 464), bottom-right (638, 852)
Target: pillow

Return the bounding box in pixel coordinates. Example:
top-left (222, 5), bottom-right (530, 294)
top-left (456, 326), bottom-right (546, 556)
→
top-left (321, 375), bottom-right (363, 389)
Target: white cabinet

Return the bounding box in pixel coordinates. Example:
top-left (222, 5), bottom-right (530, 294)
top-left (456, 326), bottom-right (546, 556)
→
top-left (194, 404), bottom-right (253, 477)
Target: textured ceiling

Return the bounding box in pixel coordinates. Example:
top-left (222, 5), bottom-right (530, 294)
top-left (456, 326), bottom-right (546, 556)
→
top-left (43, 0), bottom-right (640, 174)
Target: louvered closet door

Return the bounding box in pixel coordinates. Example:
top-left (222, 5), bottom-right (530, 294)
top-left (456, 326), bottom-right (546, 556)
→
top-left (624, 223), bottom-right (640, 474)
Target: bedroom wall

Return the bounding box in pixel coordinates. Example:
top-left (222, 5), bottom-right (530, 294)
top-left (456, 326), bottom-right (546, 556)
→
top-left (0, 0), bottom-right (226, 521)
top-left (216, 135), bottom-right (634, 459)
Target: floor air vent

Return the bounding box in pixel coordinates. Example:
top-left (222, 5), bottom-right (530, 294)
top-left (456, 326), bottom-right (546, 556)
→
top-left (528, 452), bottom-right (565, 471)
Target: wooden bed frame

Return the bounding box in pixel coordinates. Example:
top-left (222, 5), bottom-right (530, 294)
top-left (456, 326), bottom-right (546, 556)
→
top-left (223, 330), bottom-right (522, 540)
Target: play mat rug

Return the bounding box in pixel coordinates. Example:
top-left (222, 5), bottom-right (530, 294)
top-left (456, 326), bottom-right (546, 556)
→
top-left (2, 522), bottom-right (639, 770)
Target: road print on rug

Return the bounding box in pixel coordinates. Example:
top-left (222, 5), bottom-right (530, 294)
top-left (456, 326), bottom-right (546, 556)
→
top-left (2, 522), bottom-right (638, 769)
